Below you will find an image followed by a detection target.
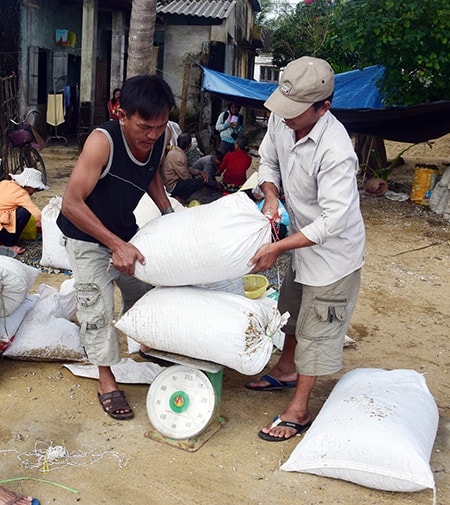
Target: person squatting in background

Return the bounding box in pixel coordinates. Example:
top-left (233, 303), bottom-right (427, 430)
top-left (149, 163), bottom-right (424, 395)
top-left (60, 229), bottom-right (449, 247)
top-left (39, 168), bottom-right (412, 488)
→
top-left (217, 135), bottom-right (252, 193)
top-left (191, 149), bottom-right (224, 190)
top-left (0, 167), bottom-right (48, 255)
top-left (161, 133), bottom-right (209, 202)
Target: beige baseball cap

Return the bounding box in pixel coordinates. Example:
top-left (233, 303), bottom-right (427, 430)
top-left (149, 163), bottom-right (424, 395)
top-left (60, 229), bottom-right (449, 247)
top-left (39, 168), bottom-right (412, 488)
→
top-left (264, 56), bottom-right (334, 119)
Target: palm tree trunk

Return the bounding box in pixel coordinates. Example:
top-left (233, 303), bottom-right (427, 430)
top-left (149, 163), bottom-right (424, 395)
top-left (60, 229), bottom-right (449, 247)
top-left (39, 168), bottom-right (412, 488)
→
top-left (127, 0), bottom-right (157, 77)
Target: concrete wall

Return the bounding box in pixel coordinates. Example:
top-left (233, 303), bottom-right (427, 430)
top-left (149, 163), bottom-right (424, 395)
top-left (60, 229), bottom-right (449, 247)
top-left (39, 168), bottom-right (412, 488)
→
top-left (162, 25), bottom-right (211, 105)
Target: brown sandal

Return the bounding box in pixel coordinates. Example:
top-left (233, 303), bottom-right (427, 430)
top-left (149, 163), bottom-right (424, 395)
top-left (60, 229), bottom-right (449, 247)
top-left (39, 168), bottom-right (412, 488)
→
top-left (97, 390), bottom-right (134, 420)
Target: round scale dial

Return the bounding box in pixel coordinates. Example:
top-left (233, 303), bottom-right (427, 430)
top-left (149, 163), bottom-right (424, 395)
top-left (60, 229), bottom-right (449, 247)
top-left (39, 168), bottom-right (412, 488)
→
top-left (147, 365), bottom-right (216, 439)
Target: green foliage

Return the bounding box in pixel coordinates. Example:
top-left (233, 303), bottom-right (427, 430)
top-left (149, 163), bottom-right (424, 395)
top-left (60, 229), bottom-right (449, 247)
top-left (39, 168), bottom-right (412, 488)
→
top-left (271, 0), bottom-right (336, 67)
top-left (330, 0), bottom-right (450, 105)
top-left (270, 0), bottom-right (357, 70)
top-left (268, 0), bottom-right (450, 106)
top-left (255, 0), bottom-right (294, 29)
top-left (256, 0), bottom-right (296, 51)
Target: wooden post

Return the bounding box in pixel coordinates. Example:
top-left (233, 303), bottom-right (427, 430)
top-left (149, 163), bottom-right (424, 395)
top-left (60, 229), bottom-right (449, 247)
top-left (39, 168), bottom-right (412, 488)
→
top-left (179, 61), bottom-right (190, 131)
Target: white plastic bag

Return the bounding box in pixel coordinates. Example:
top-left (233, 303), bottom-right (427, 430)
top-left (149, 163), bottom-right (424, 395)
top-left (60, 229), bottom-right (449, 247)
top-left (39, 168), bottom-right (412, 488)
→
top-left (280, 368), bottom-right (439, 493)
top-left (130, 192), bottom-right (271, 286)
top-left (116, 286), bottom-right (288, 375)
top-left (40, 196), bottom-right (71, 270)
top-left (0, 256), bottom-right (39, 315)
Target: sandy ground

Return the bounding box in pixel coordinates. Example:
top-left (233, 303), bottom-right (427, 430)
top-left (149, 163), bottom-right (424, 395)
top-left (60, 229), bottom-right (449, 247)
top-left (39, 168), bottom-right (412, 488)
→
top-left (1, 133), bottom-right (450, 505)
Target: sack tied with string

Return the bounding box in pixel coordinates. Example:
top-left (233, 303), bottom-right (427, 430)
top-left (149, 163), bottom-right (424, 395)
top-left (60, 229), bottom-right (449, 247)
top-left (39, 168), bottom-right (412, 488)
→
top-left (115, 286), bottom-right (289, 375)
top-left (0, 256), bottom-right (39, 316)
top-left (130, 192), bottom-right (272, 286)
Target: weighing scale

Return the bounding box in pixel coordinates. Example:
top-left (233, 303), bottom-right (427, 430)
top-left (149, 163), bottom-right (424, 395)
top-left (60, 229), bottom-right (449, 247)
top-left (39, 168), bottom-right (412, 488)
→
top-left (144, 350), bottom-right (225, 452)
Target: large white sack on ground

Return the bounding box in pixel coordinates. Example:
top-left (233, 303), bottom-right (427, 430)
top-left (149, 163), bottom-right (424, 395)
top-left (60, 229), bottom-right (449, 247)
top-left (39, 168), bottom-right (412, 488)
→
top-left (3, 282), bottom-right (85, 362)
top-left (0, 256), bottom-right (40, 315)
top-left (40, 196), bottom-right (71, 270)
top-left (0, 295), bottom-right (38, 352)
top-left (115, 286), bottom-right (289, 375)
top-left (134, 193), bottom-right (185, 228)
top-left (281, 368), bottom-right (439, 493)
top-left (3, 317), bottom-right (85, 362)
top-left (130, 192), bottom-right (272, 286)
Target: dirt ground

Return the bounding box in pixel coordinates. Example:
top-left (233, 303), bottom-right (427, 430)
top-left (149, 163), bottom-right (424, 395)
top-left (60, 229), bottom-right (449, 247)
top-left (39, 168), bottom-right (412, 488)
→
top-left (1, 132), bottom-right (449, 505)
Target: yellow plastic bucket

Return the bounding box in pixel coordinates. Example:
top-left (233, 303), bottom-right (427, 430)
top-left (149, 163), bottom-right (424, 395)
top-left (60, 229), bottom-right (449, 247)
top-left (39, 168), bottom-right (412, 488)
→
top-left (243, 274), bottom-right (269, 299)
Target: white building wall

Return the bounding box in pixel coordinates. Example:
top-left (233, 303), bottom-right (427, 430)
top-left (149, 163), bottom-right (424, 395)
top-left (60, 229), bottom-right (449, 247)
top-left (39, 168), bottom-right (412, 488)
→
top-left (254, 53), bottom-right (280, 83)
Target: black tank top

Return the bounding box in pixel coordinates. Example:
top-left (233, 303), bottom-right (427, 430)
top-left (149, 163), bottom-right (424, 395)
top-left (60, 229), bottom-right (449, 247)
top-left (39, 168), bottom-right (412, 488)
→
top-left (57, 120), bottom-right (166, 244)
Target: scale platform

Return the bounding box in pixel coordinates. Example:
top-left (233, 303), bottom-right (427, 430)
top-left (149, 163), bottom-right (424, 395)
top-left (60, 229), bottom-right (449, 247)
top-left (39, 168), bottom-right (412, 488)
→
top-left (143, 350), bottom-right (225, 452)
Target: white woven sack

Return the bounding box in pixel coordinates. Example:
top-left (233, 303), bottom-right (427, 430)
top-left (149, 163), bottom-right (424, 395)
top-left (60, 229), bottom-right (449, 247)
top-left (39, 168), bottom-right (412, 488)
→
top-left (116, 286), bottom-right (288, 375)
top-left (0, 295), bottom-right (38, 352)
top-left (40, 196), bottom-right (71, 270)
top-left (197, 277), bottom-right (245, 296)
top-left (130, 192), bottom-right (272, 286)
top-left (134, 193), bottom-right (185, 228)
top-left (3, 283), bottom-right (85, 362)
top-left (3, 317), bottom-right (85, 362)
top-left (32, 282), bottom-right (77, 321)
top-left (281, 368), bottom-right (439, 493)
top-left (0, 256), bottom-right (40, 316)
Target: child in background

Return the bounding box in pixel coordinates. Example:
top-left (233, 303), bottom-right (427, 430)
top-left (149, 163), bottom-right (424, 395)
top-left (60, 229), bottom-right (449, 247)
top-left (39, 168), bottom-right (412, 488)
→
top-left (252, 185), bottom-right (290, 239)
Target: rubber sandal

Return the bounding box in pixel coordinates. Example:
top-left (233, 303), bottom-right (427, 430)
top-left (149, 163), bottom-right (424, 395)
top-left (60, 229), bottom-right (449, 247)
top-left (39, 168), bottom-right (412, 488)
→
top-left (97, 390), bottom-right (134, 420)
top-left (245, 373), bottom-right (297, 391)
top-left (258, 415), bottom-right (312, 442)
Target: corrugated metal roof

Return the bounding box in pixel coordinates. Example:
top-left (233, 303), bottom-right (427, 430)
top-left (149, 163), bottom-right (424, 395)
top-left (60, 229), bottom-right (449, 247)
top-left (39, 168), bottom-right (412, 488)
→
top-left (156, 0), bottom-right (236, 19)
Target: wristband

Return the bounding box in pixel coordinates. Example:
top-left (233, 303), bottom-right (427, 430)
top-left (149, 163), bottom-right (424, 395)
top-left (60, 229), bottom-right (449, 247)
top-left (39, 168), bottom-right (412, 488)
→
top-left (161, 207), bottom-right (175, 215)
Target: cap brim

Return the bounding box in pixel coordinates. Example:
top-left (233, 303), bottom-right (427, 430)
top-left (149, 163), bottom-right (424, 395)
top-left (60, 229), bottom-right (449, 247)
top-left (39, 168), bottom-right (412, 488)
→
top-left (264, 88), bottom-right (312, 119)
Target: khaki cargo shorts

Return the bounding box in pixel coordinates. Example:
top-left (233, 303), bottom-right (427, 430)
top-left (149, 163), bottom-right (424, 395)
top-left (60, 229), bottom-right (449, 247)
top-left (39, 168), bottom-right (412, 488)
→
top-left (278, 260), bottom-right (361, 376)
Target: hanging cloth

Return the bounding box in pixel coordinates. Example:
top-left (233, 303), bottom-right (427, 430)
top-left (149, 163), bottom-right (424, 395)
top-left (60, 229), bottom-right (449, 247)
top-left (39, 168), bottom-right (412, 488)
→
top-left (46, 93), bottom-right (65, 126)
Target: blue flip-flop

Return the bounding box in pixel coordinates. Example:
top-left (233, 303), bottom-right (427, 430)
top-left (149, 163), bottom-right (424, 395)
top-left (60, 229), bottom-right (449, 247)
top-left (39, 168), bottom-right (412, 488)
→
top-left (245, 373), bottom-right (297, 391)
top-left (258, 415), bottom-right (312, 442)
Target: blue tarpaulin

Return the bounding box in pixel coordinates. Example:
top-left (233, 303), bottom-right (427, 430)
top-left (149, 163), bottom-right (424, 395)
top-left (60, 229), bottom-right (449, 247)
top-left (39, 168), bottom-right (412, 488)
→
top-left (201, 65), bottom-right (450, 142)
top-left (201, 64), bottom-right (385, 110)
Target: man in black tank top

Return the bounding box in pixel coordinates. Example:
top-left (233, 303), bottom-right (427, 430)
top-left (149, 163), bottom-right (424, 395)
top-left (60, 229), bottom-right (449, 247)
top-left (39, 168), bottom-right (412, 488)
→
top-left (57, 75), bottom-right (176, 421)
